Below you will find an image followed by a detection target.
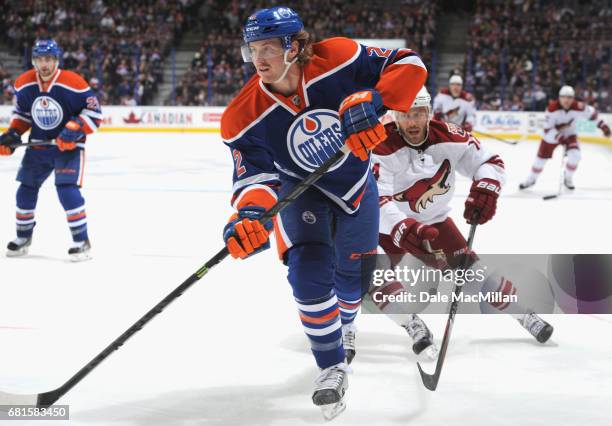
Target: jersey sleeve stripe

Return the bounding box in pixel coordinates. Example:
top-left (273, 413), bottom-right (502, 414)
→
top-left (376, 56), bottom-right (428, 113)
top-left (13, 81), bottom-right (38, 92)
top-left (231, 172), bottom-right (280, 193)
top-left (81, 109), bottom-right (103, 120)
top-left (54, 83), bottom-right (90, 93)
top-left (11, 113), bottom-right (31, 123)
top-left (9, 118), bottom-right (31, 134)
top-left (78, 114), bottom-right (98, 134)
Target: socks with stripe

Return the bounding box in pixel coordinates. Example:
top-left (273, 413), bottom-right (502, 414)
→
top-left (16, 184), bottom-right (39, 239)
top-left (56, 184), bottom-right (88, 242)
top-left (296, 291), bottom-right (345, 369)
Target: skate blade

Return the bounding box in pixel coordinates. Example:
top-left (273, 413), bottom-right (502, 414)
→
top-left (70, 251), bottom-right (92, 262)
top-left (320, 399), bottom-right (346, 421)
top-left (6, 247), bottom-right (29, 257)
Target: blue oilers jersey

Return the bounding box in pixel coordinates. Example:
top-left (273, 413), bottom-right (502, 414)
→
top-left (221, 37), bottom-right (427, 214)
top-left (10, 68), bottom-right (102, 146)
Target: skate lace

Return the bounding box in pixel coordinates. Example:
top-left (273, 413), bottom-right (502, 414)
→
top-left (523, 313), bottom-right (544, 334)
top-left (314, 364), bottom-right (349, 391)
top-left (405, 316), bottom-right (429, 341)
top-left (342, 324), bottom-right (356, 350)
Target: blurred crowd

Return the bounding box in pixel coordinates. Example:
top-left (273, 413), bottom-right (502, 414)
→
top-left (1, 0), bottom-right (200, 105)
top-left (1, 0), bottom-right (610, 112)
top-left (171, 0), bottom-right (437, 106)
top-left (465, 0), bottom-right (612, 112)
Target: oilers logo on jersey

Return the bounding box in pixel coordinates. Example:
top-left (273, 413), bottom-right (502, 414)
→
top-left (287, 109), bottom-right (347, 172)
top-left (31, 96), bottom-right (64, 130)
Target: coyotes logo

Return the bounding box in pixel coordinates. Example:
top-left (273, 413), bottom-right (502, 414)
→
top-left (393, 159), bottom-right (451, 213)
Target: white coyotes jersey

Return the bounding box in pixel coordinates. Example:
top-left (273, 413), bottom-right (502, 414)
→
top-left (543, 99), bottom-right (598, 143)
top-left (372, 120), bottom-right (506, 234)
top-left (433, 88), bottom-right (476, 127)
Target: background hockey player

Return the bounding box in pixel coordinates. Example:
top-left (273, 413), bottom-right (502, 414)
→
top-left (370, 87), bottom-right (554, 353)
top-left (519, 85), bottom-right (611, 191)
top-left (0, 39), bottom-right (101, 261)
top-left (433, 75), bottom-right (476, 132)
top-left (219, 6), bottom-right (427, 419)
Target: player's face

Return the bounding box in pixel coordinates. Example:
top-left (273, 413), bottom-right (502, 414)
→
top-left (559, 96), bottom-right (574, 109)
top-left (33, 56), bottom-right (58, 78)
top-left (396, 106), bottom-right (429, 145)
top-left (449, 83), bottom-right (462, 97)
top-left (248, 39), bottom-right (288, 83)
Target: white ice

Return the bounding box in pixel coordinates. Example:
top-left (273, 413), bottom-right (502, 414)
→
top-left (0, 133), bottom-right (611, 426)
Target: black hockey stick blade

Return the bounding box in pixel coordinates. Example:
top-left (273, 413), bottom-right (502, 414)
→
top-left (417, 362), bottom-right (439, 391)
top-left (0, 388), bottom-right (62, 409)
top-left (542, 194), bottom-right (559, 200)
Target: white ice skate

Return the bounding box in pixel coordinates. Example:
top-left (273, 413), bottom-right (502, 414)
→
top-left (312, 362), bottom-right (350, 421)
top-left (6, 237), bottom-right (32, 257)
top-left (563, 174), bottom-right (575, 190)
top-left (69, 239), bottom-right (92, 262)
top-left (519, 176), bottom-right (537, 190)
top-left (341, 322), bottom-right (356, 364)
top-left (520, 312), bottom-right (554, 343)
top-left (402, 314), bottom-right (438, 360)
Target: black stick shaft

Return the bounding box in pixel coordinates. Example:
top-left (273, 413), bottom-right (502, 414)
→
top-left (417, 215), bottom-right (479, 391)
top-left (36, 146), bottom-right (349, 406)
top-left (7, 140), bottom-right (56, 149)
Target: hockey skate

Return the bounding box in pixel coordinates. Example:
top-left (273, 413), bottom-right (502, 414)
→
top-left (519, 177), bottom-right (536, 190)
top-left (563, 174), bottom-right (575, 190)
top-left (312, 362), bottom-right (349, 421)
top-left (6, 237), bottom-right (32, 257)
top-left (520, 312), bottom-right (554, 343)
top-left (69, 239), bottom-right (92, 262)
top-left (402, 314), bottom-right (438, 359)
top-left (341, 322), bottom-right (356, 364)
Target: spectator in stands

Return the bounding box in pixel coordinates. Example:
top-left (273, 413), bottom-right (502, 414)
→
top-left (465, 0), bottom-right (611, 112)
top-left (1, 0), bottom-right (200, 105)
top-left (173, 0), bottom-right (437, 106)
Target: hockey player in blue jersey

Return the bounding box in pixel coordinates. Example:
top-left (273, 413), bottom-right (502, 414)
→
top-left (0, 39), bottom-right (102, 261)
top-left (220, 6), bottom-right (427, 418)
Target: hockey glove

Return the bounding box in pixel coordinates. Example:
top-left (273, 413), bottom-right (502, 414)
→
top-left (463, 122), bottom-right (473, 133)
top-left (464, 178), bottom-right (501, 225)
top-left (391, 218), bottom-right (439, 255)
top-left (339, 89), bottom-right (387, 161)
top-left (0, 129), bottom-right (20, 156)
top-left (223, 206), bottom-right (273, 260)
top-left (598, 120), bottom-right (611, 138)
top-left (57, 117), bottom-right (87, 151)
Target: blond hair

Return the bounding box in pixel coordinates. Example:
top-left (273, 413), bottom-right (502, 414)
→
top-left (292, 30), bottom-right (313, 65)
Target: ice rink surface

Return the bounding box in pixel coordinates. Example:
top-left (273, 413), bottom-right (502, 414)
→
top-left (0, 132), bottom-right (611, 425)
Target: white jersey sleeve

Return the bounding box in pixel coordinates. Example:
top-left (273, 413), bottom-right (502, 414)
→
top-left (375, 154), bottom-right (408, 235)
top-left (455, 136), bottom-right (506, 184)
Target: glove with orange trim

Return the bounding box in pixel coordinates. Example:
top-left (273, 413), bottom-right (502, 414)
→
top-left (57, 117), bottom-right (87, 152)
top-left (0, 129), bottom-right (20, 156)
top-left (223, 206), bottom-right (273, 259)
top-left (339, 89), bottom-right (387, 161)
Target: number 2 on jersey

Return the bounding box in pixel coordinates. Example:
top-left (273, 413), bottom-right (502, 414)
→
top-left (233, 149), bottom-right (247, 177)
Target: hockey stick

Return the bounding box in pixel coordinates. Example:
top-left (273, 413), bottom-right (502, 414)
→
top-left (473, 130), bottom-right (518, 145)
top-left (542, 151), bottom-right (566, 201)
top-left (0, 145), bottom-right (351, 409)
top-left (416, 213), bottom-right (479, 391)
top-left (6, 139), bottom-right (56, 149)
